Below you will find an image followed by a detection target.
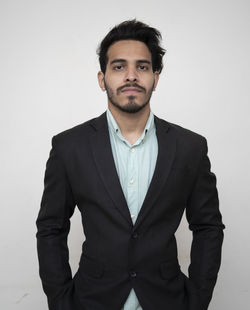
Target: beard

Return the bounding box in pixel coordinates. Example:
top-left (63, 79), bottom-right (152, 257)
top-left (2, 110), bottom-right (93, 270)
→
top-left (104, 80), bottom-right (155, 114)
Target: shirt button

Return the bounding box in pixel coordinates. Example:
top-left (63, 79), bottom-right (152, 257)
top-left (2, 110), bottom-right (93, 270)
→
top-left (130, 179), bottom-right (134, 184)
top-left (131, 214), bottom-right (135, 219)
top-left (129, 270), bottom-right (137, 278)
top-left (130, 148), bottom-right (135, 152)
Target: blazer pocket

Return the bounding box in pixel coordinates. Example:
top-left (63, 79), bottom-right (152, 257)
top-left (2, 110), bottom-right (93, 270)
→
top-left (79, 254), bottom-right (104, 278)
top-left (159, 259), bottom-right (180, 280)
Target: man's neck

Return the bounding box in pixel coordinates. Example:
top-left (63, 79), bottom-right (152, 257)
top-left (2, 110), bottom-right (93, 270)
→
top-left (108, 103), bottom-right (151, 145)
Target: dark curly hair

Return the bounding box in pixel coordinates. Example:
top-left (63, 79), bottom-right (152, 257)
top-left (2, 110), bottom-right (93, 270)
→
top-left (97, 19), bottom-right (166, 74)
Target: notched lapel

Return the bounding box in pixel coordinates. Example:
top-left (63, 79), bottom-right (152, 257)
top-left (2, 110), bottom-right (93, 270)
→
top-left (133, 115), bottom-right (177, 230)
top-left (89, 112), bottom-right (133, 227)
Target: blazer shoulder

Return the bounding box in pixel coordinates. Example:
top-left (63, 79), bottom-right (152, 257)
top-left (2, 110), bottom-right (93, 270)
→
top-left (170, 122), bottom-right (206, 141)
top-left (172, 122), bottom-right (208, 156)
top-left (156, 115), bottom-right (208, 151)
top-left (51, 114), bottom-right (100, 150)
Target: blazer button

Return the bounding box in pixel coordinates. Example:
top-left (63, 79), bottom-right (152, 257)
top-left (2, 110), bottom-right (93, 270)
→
top-left (132, 232), bottom-right (138, 239)
top-left (129, 270), bottom-right (137, 278)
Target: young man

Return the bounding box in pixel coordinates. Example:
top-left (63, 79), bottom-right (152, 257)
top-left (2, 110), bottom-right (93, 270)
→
top-left (36, 20), bottom-right (225, 310)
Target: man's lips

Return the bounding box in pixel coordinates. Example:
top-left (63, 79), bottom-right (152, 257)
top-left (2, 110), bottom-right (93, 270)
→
top-left (121, 88), bottom-right (142, 93)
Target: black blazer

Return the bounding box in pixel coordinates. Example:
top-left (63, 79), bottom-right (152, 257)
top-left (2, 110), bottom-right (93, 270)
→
top-left (36, 111), bottom-right (225, 310)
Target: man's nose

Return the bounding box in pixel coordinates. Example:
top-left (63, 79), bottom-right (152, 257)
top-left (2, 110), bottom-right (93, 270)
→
top-left (125, 67), bottom-right (138, 82)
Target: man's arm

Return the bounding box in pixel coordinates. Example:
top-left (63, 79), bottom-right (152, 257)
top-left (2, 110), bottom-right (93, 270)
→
top-left (36, 136), bottom-right (76, 309)
top-left (186, 137), bottom-right (225, 310)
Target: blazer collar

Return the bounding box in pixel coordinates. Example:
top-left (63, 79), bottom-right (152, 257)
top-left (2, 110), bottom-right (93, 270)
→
top-left (89, 111), bottom-right (176, 230)
top-left (90, 110), bottom-right (170, 131)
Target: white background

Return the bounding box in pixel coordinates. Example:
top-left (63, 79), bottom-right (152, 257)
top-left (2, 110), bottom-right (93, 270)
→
top-left (0, 0), bottom-right (249, 309)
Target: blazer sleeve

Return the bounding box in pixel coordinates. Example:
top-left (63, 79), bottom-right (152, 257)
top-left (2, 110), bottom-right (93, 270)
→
top-left (186, 137), bottom-right (225, 310)
top-left (36, 136), bottom-right (76, 309)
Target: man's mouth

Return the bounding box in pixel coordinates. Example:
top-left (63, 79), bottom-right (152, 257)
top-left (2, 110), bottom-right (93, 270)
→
top-left (121, 88), bottom-right (142, 94)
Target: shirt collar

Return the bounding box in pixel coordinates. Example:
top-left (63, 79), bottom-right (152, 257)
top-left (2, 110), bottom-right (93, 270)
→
top-left (106, 108), bottom-right (155, 144)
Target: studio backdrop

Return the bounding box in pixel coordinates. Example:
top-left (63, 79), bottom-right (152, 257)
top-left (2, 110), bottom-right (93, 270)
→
top-left (0, 0), bottom-right (249, 309)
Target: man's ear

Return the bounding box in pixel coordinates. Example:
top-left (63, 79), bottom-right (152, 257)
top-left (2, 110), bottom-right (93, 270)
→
top-left (153, 71), bottom-right (160, 91)
top-left (97, 71), bottom-right (106, 91)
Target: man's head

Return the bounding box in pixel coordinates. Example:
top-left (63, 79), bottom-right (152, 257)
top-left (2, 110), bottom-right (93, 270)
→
top-left (97, 19), bottom-right (165, 114)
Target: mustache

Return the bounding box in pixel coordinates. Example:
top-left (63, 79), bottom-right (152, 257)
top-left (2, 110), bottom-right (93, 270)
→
top-left (117, 83), bottom-right (146, 93)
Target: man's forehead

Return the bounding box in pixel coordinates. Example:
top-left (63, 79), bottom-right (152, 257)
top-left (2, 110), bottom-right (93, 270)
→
top-left (107, 40), bottom-right (152, 63)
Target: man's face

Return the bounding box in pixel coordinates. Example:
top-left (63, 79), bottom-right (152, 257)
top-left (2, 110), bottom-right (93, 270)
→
top-left (98, 40), bottom-right (159, 114)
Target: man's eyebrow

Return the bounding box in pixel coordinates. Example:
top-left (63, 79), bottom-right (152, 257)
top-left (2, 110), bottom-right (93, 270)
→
top-left (110, 59), bottom-right (127, 65)
top-left (109, 59), bottom-right (151, 65)
top-left (136, 59), bottom-right (151, 64)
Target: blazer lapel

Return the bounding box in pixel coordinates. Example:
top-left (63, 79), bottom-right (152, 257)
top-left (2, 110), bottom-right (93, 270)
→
top-left (89, 111), bottom-right (176, 229)
top-left (134, 115), bottom-right (176, 230)
top-left (89, 112), bottom-right (133, 226)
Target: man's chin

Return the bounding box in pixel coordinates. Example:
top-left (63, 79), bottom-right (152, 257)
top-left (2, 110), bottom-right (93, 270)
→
top-left (111, 101), bottom-right (149, 114)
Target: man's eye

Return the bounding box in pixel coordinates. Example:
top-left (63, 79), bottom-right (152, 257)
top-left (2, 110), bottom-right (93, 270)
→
top-left (138, 65), bottom-right (148, 70)
top-left (114, 65), bottom-right (123, 70)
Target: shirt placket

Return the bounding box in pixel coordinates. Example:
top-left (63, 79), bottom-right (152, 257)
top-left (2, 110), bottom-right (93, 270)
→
top-left (127, 144), bottom-right (139, 225)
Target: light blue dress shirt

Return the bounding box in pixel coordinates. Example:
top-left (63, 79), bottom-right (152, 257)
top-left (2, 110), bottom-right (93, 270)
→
top-left (106, 108), bottom-right (158, 310)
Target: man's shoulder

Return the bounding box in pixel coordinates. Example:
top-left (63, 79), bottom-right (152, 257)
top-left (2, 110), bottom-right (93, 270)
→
top-left (155, 115), bottom-right (207, 144)
top-left (51, 112), bottom-right (105, 148)
top-left (57, 111), bottom-right (106, 137)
